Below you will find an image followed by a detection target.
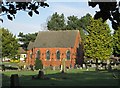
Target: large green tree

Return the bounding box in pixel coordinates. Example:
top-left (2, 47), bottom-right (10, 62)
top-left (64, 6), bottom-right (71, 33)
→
top-left (84, 18), bottom-right (113, 70)
top-left (66, 15), bottom-right (80, 30)
top-left (113, 27), bottom-right (120, 57)
top-left (18, 32), bottom-right (38, 51)
top-left (1, 28), bottom-right (19, 59)
top-left (79, 13), bottom-right (92, 32)
top-left (47, 12), bottom-right (66, 31)
top-left (66, 15), bottom-right (85, 41)
top-left (66, 14), bottom-right (92, 42)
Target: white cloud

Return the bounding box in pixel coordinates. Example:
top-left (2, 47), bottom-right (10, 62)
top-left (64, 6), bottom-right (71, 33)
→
top-left (50, 3), bottom-right (99, 18)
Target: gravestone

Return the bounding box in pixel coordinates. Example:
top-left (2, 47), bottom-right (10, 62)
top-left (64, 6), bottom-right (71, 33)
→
top-left (2, 64), bottom-right (5, 71)
top-left (108, 64), bottom-right (112, 72)
top-left (10, 74), bottom-right (20, 88)
top-left (37, 70), bottom-right (44, 79)
top-left (30, 64), bottom-right (34, 71)
top-left (52, 66), bottom-right (56, 70)
top-left (61, 58), bottom-right (66, 73)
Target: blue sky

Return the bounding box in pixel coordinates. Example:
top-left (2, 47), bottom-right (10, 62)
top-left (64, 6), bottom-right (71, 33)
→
top-left (1, 1), bottom-right (113, 36)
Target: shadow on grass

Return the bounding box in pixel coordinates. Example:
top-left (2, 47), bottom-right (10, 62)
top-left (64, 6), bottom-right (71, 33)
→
top-left (1, 70), bottom-right (120, 88)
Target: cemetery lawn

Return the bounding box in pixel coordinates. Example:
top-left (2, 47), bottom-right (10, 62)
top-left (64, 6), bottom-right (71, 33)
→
top-left (1, 68), bottom-right (120, 87)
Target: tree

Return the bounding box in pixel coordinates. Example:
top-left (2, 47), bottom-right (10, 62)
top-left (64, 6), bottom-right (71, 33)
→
top-left (18, 32), bottom-right (37, 51)
top-left (35, 58), bottom-right (43, 70)
top-left (84, 18), bottom-right (113, 70)
top-left (78, 13), bottom-right (92, 42)
top-left (88, 0), bottom-right (120, 30)
top-left (1, 28), bottom-right (19, 59)
top-left (47, 12), bottom-right (66, 31)
top-left (66, 14), bottom-right (92, 46)
top-left (113, 27), bottom-right (120, 57)
top-left (0, 0), bottom-right (49, 22)
top-left (66, 15), bottom-right (84, 40)
top-left (66, 15), bottom-right (85, 40)
top-left (79, 13), bottom-right (92, 32)
top-left (66, 15), bottom-right (80, 30)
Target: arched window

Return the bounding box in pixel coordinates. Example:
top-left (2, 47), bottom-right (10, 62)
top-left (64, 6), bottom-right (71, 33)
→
top-left (56, 50), bottom-right (60, 60)
top-left (66, 50), bottom-right (70, 60)
top-left (46, 50), bottom-right (50, 60)
top-left (36, 50), bottom-right (40, 59)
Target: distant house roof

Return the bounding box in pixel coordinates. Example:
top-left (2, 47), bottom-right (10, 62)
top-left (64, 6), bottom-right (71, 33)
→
top-left (27, 41), bottom-right (34, 50)
top-left (27, 30), bottom-right (80, 50)
top-left (19, 47), bottom-right (26, 54)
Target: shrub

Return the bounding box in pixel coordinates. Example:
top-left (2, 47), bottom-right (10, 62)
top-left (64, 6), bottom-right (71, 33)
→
top-left (35, 58), bottom-right (43, 70)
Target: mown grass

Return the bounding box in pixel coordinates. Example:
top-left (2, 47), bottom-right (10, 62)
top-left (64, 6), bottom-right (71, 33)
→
top-left (1, 68), bottom-right (120, 87)
top-left (2, 62), bottom-right (18, 66)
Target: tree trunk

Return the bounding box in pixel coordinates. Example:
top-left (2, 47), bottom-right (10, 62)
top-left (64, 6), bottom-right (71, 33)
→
top-left (95, 58), bottom-right (98, 71)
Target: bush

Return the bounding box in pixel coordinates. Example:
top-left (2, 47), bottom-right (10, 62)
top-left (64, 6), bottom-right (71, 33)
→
top-left (35, 58), bottom-right (43, 70)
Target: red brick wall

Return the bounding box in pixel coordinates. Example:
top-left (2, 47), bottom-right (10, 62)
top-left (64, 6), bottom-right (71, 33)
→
top-left (27, 48), bottom-right (76, 67)
top-left (26, 31), bottom-right (83, 68)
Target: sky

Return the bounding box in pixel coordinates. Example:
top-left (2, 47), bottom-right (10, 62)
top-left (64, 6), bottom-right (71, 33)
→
top-left (0, 0), bottom-right (114, 36)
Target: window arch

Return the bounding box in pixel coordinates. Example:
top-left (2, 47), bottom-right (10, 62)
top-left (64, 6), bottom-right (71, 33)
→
top-left (46, 50), bottom-right (50, 60)
top-left (66, 50), bottom-right (70, 60)
top-left (36, 50), bottom-right (40, 59)
top-left (56, 50), bottom-right (60, 60)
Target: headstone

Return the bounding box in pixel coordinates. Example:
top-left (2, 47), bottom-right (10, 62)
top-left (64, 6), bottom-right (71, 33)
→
top-left (30, 64), bottom-right (34, 71)
top-left (60, 65), bottom-right (63, 71)
top-left (61, 58), bottom-right (66, 73)
top-left (2, 64), bottom-right (5, 71)
top-left (10, 74), bottom-right (20, 88)
top-left (37, 70), bottom-right (44, 79)
top-left (108, 64), bottom-right (112, 72)
top-left (83, 64), bottom-right (86, 68)
top-left (52, 66), bottom-right (55, 70)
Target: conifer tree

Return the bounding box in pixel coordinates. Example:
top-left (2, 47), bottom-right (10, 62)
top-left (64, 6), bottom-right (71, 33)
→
top-left (35, 58), bottom-right (43, 70)
top-left (47, 12), bottom-right (66, 31)
top-left (1, 28), bottom-right (19, 59)
top-left (84, 18), bottom-right (113, 70)
top-left (113, 27), bottom-right (120, 57)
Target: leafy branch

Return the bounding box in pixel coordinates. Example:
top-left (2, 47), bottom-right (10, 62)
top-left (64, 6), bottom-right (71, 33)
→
top-left (0, 0), bottom-right (49, 21)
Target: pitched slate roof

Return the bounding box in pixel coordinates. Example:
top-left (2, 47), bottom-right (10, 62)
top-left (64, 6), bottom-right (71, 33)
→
top-left (27, 41), bottom-right (34, 50)
top-left (33, 30), bottom-right (79, 48)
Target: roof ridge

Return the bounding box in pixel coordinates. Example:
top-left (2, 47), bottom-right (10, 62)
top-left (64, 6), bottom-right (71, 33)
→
top-left (38, 30), bottom-right (79, 33)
